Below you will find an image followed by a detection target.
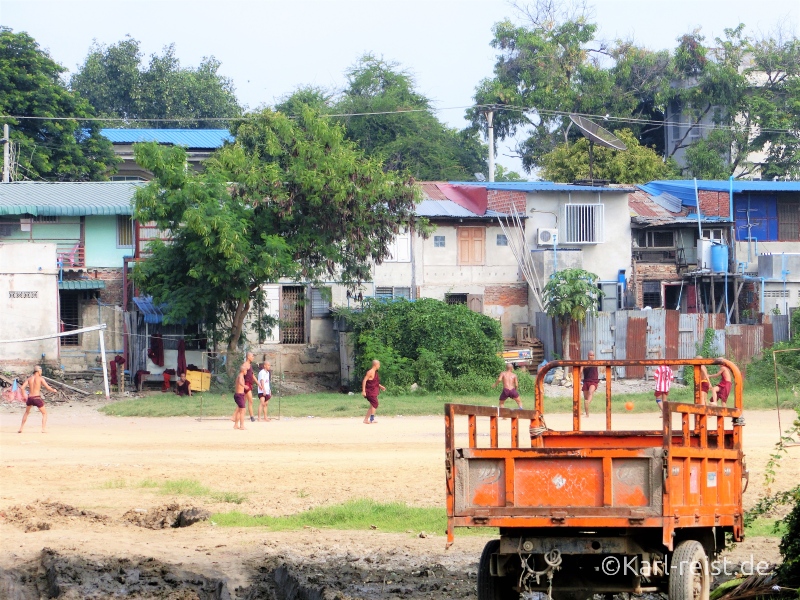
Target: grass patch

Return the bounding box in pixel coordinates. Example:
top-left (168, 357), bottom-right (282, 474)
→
top-left (99, 381), bottom-right (797, 418)
top-left (210, 491), bottom-right (248, 505)
top-left (160, 478), bottom-right (211, 497)
top-left (745, 517), bottom-right (786, 538)
top-left (101, 478), bottom-right (127, 489)
top-left (138, 479), bottom-right (160, 488)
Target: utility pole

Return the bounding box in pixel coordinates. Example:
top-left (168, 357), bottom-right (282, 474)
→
top-left (2, 124), bottom-right (9, 183)
top-left (485, 109), bottom-right (495, 182)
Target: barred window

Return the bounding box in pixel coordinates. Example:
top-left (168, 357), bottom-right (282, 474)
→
top-left (310, 287), bottom-right (331, 318)
top-left (562, 204), bottom-right (604, 244)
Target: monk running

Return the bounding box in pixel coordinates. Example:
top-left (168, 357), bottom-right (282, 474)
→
top-left (580, 351), bottom-right (600, 417)
top-left (492, 363), bottom-right (523, 409)
top-left (362, 360), bottom-right (385, 424)
top-left (232, 364), bottom-right (247, 430)
top-left (710, 364), bottom-right (733, 406)
top-left (18, 366), bottom-right (58, 433)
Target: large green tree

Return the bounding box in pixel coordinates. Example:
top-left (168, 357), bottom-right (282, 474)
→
top-left (469, 2), bottom-right (671, 172)
top-left (0, 27), bottom-right (116, 181)
top-left (540, 129), bottom-right (679, 183)
top-left (70, 37), bottom-right (242, 128)
top-left (132, 107), bottom-right (424, 352)
top-left (331, 55), bottom-right (487, 180)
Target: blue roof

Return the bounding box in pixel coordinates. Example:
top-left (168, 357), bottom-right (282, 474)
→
top-left (133, 296), bottom-right (167, 324)
top-left (451, 181), bottom-right (636, 193)
top-left (639, 180), bottom-right (800, 207)
top-left (100, 129), bottom-right (232, 148)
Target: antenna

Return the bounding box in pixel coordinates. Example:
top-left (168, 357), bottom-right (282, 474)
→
top-left (568, 114), bottom-right (627, 182)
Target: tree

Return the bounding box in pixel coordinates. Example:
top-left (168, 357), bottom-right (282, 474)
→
top-left (132, 107), bottom-right (424, 353)
top-left (494, 165), bottom-right (527, 181)
top-left (540, 129), bottom-right (680, 183)
top-left (70, 37), bottom-right (242, 128)
top-left (332, 55), bottom-right (487, 180)
top-left (0, 27), bottom-right (117, 181)
top-left (542, 268), bottom-right (603, 359)
top-left (469, 2), bottom-right (671, 172)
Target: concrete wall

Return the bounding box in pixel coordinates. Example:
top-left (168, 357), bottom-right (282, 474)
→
top-left (85, 216), bottom-right (132, 268)
top-left (524, 190), bottom-right (632, 283)
top-left (0, 243), bottom-right (59, 369)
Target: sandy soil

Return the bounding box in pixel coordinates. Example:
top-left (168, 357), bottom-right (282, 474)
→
top-left (0, 399), bottom-right (798, 598)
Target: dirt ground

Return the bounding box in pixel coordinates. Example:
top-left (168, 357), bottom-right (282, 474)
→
top-left (1, 399), bottom-right (798, 599)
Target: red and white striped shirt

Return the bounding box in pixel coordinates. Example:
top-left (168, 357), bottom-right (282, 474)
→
top-left (654, 365), bottom-right (674, 393)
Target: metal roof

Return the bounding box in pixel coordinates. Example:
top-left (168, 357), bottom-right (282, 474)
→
top-left (59, 280), bottom-right (106, 290)
top-left (638, 180), bottom-right (800, 207)
top-left (100, 129), bottom-right (232, 148)
top-left (0, 182), bottom-right (141, 216)
top-left (452, 181), bottom-right (637, 193)
top-left (416, 199), bottom-right (506, 219)
top-left (133, 296), bottom-right (167, 324)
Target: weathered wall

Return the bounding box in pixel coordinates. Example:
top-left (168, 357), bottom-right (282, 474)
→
top-left (250, 343), bottom-right (341, 389)
top-left (0, 243), bottom-right (59, 369)
top-left (631, 262), bottom-right (683, 308)
top-left (79, 301), bottom-right (126, 361)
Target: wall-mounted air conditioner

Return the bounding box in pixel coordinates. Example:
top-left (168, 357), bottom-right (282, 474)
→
top-left (537, 228), bottom-right (558, 246)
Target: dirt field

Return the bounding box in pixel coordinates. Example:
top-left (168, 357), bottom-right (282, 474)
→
top-left (1, 400), bottom-right (798, 599)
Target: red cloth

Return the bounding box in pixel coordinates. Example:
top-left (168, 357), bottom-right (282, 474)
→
top-left (148, 333), bottom-right (164, 367)
top-left (162, 372), bottom-right (172, 392)
top-left (177, 339), bottom-right (187, 376)
top-left (109, 355), bottom-right (126, 386)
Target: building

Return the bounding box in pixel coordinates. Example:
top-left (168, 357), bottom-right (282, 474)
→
top-left (101, 129), bottom-right (232, 181)
top-left (0, 182), bottom-right (140, 371)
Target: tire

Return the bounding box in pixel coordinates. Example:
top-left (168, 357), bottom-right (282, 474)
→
top-left (669, 540), bottom-right (710, 600)
top-left (477, 540), bottom-right (519, 600)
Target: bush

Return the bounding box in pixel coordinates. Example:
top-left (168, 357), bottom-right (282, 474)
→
top-left (337, 298), bottom-right (505, 393)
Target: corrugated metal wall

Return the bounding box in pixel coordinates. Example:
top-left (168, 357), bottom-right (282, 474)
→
top-left (535, 309), bottom-right (779, 379)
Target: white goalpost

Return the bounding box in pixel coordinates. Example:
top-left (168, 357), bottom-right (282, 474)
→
top-left (0, 323), bottom-right (111, 400)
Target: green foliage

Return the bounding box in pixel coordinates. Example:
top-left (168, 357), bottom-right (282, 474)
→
top-left (0, 27), bottom-right (117, 181)
top-left (337, 298), bottom-right (505, 392)
top-left (542, 269), bottom-right (603, 324)
top-left (70, 37), bottom-right (241, 127)
top-left (778, 488), bottom-right (800, 585)
top-left (540, 129), bottom-right (680, 183)
top-left (283, 55), bottom-right (487, 181)
top-left (132, 107), bottom-right (421, 352)
top-left (494, 165), bottom-right (527, 181)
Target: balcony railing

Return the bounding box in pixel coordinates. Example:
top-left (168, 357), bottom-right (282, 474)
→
top-left (56, 242), bottom-right (85, 268)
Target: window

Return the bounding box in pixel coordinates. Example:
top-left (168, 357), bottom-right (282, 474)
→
top-left (280, 286), bottom-right (305, 344)
top-left (635, 230), bottom-right (675, 248)
top-left (702, 229), bottom-right (724, 242)
top-left (59, 292), bottom-right (80, 346)
top-left (457, 227), bottom-right (485, 265)
top-left (34, 215), bottom-right (58, 223)
top-left (642, 281), bottom-right (662, 308)
top-left (496, 234), bottom-right (508, 246)
top-left (778, 200), bottom-right (800, 241)
top-left (433, 235), bottom-right (446, 248)
top-left (446, 293), bottom-right (468, 305)
top-left (117, 215), bottom-right (134, 248)
top-left (562, 204), bottom-right (603, 244)
top-left (375, 286), bottom-right (411, 300)
top-left (310, 287), bottom-right (331, 318)
top-left (385, 229), bottom-right (411, 262)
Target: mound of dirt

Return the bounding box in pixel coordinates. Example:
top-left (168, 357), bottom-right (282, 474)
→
top-left (0, 548), bottom-right (231, 600)
top-left (0, 501), bottom-right (110, 532)
top-left (121, 504), bottom-right (209, 530)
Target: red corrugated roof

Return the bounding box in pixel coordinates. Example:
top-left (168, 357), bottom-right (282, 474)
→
top-left (628, 190), bottom-right (689, 219)
top-left (419, 182), bottom-right (449, 201)
top-left (437, 184), bottom-right (488, 216)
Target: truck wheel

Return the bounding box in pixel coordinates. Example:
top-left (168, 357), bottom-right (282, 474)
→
top-left (477, 540), bottom-right (519, 600)
top-left (669, 540), bottom-right (710, 600)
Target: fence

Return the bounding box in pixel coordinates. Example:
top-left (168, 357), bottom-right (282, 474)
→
top-left (534, 310), bottom-right (788, 378)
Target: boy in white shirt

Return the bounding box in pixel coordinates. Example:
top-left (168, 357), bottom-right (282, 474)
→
top-left (257, 362), bottom-right (271, 421)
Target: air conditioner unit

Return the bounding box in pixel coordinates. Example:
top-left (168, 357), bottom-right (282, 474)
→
top-left (537, 228), bottom-right (558, 246)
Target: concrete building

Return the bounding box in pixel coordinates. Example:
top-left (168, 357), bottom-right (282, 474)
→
top-left (0, 182), bottom-right (139, 371)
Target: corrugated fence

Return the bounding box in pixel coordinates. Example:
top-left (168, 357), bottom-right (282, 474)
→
top-left (535, 310), bottom-right (789, 378)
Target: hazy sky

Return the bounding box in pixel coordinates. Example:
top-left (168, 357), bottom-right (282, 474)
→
top-left (2, 0), bottom-right (798, 174)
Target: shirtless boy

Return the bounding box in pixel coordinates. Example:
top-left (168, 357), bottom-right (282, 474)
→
top-left (696, 357), bottom-right (715, 405)
top-left (230, 352), bottom-right (255, 422)
top-left (233, 364), bottom-right (247, 430)
top-left (492, 363), bottom-right (523, 409)
top-left (709, 364), bottom-right (733, 406)
top-left (18, 365), bottom-right (58, 433)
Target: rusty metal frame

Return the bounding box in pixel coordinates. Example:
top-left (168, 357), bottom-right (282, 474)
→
top-left (445, 358), bottom-right (745, 551)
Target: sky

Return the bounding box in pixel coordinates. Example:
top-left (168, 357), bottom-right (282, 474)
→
top-left (2, 0), bottom-right (798, 175)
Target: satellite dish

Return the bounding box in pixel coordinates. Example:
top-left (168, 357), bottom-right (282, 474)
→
top-left (567, 114), bottom-right (628, 182)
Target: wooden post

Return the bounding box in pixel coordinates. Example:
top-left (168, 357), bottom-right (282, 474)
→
top-left (710, 275), bottom-right (716, 313)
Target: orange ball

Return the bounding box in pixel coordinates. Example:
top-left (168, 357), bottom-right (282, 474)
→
top-left (625, 401), bottom-right (634, 411)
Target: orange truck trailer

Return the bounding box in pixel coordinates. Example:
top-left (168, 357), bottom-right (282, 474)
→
top-left (445, 358), bottom-right (747, 600)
